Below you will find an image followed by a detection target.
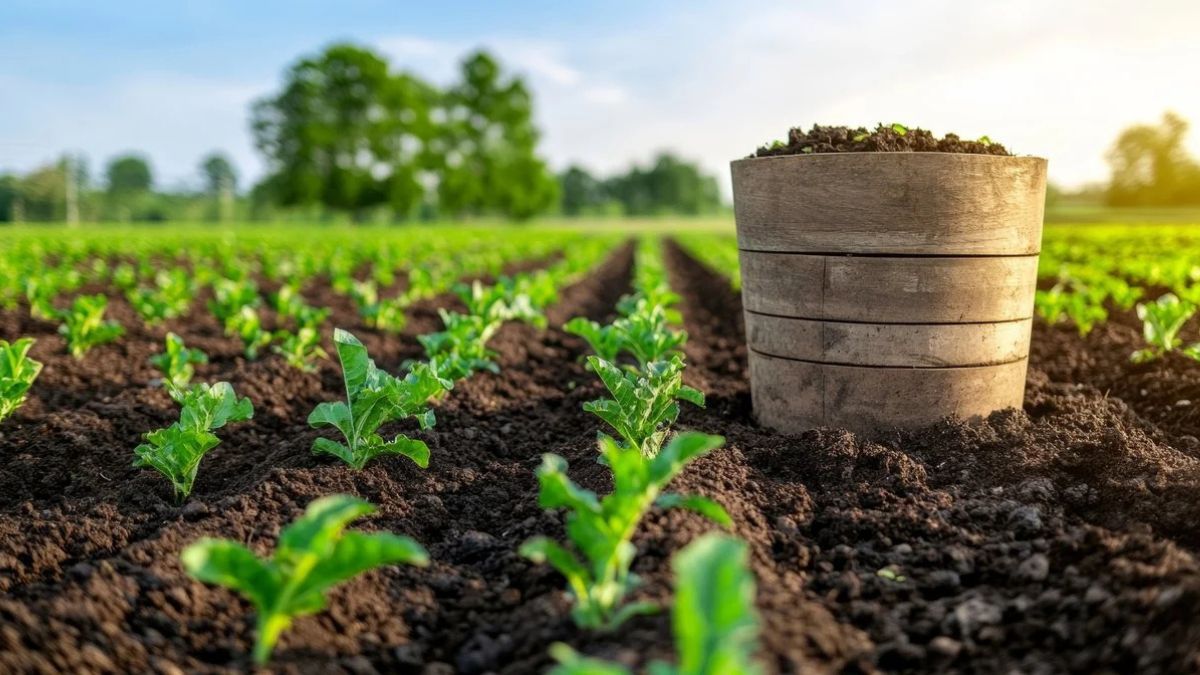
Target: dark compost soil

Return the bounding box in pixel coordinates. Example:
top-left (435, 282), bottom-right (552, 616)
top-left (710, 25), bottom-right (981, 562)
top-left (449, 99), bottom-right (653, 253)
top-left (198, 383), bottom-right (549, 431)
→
top-left (2, 241), bottom-right (1200, 674)
top-left (753, 124), bottom-right (1010, 158)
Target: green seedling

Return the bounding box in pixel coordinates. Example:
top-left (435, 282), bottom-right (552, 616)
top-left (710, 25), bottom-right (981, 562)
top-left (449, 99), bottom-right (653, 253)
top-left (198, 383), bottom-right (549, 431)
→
top-left (181, 494), bottom-right (428, 664)
top-left (133, 382), bottom-right (253, 502)
top-left (549, 533), bottom-right (761, 675)
top-left (58, 294), bottom-right (124, 358)
top-left (1132, 293), bottom-right (1200, 363)
top-left (228, 305), bottom-right (273, 359)
top-left (309, 329), bottom-right (450, 469)
top-left (521, 432), bottom-right (731, 630)
top-left (420, 311), bottom-right (504, 382)
top-left (0, 338), bottom-right (43, 424)
top-left (127, 269), bottom-right (194, 325)
top-left (273, 326), bottom-right (327, 372)
top-left (150, 332), bottom-right (208, 400)
top-left (210, 278), bottom-right (261, 328)
top-left (564, 317), bottom-right (625, 363)
top-left (584, 356), bottom-right (705, 457)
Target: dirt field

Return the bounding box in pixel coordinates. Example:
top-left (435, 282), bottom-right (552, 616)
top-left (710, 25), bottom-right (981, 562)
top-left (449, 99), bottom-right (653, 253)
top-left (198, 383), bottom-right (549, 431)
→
top-left (2, 241), bottom-right (1198, 674)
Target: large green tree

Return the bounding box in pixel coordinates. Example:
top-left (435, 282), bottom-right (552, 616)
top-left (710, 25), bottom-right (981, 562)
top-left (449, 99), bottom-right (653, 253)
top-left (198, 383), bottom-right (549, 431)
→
top-left (436, 50), bottom-right (559, 220)
top-left (1107, 111), bottom-right (1200, 207)
top-left (251, 43), bottom-right (436, 218)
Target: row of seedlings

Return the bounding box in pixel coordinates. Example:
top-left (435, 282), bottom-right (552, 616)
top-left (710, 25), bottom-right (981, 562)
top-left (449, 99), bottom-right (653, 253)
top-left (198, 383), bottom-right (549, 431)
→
top-left (524, 235), bottom-right (764, 672)
top-left (172, 236), bottom-right (620, 663)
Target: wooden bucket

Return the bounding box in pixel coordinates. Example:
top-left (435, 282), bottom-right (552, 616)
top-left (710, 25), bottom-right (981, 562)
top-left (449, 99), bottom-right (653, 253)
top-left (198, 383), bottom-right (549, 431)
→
top-left (730, 152), bottom-right (1047, 436)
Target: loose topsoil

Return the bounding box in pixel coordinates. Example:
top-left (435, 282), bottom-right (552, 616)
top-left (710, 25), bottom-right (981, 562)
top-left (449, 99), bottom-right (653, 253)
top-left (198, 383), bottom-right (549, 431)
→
top-left (2, 241), bottom-right (1200, 674)
top-left (753, 124), bottom-right (1010, 158)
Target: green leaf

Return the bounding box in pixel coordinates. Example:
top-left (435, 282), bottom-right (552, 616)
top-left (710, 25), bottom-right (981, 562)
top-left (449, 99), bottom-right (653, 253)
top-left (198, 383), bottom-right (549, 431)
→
top-left (671, 534), bottom-right (762, 675)
top-left (547, 644), bottom-right (634, 675)
top-left (290, 531), bottom-right (428, 608)
top-left (181, 539), bottom-right (282, 610)
top-left (310, 330), bottom-right (443, 470)
top-left (890, 122), bottom-right (908, 136)
top-left (656, 493), bottom-right (732, 527)
top-left (180, 494), bottom-right (427, 665)
top-left (277, 495), bottom-right (376, 563)
top-left (520, 537), bottom-right (592, 601)
top-left (649, 432), bottom-right (725, 485)
top-left (536, 454), bottom-right (602, 514)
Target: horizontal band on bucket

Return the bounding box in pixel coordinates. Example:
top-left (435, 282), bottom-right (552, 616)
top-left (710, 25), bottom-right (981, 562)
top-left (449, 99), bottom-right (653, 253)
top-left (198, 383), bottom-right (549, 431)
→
top-left (748, 346), bottom-right (1029, 371)
top-left (736, 248), bottom-right (1042, 259)
top-left (744, 307), bottom-right (1034, 327)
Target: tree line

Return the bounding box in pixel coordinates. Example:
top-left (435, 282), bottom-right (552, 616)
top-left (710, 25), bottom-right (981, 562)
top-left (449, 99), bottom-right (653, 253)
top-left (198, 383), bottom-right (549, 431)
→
top-left (0, 42), bottom-right (723, 224)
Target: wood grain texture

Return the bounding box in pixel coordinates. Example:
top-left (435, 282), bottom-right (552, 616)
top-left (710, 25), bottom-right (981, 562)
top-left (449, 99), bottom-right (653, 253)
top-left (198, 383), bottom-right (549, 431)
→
top-left (739, 252), bottom-right (1039, 323)
top-left (749, 351), bottom-right (1029, 436)
top-left (731, 153), bottom-right (1047, 255)
top-left (746, 315), bottom-right (1032, 367)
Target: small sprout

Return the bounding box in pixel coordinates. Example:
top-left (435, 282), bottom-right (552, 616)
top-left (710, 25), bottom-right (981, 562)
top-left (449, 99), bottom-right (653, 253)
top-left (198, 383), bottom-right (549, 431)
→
top-left (978, 135), bottom-right (993, 145)
top-left (273, 326), bottom-right (327, 372)
top-left (225, 305), bottom-right (273, 359)
top-left (890, 122), bottom-right (908, 136)
top-left (548, 533), bottom-right (761, 675)
top-left (58, 294), bottom-right (124, 358)
top-left (150, 332), bottom-right (208, 401)
top-left (876, 566), bottom-right (906, 582)
top-left (521, 432), bottom-right (730, 630)
top-left (1132, 293), bottom-right (1200, 363)
top-left (309, 329), bottom-right (450, 469)
top-left (420, 311), bottom-right (503, 381)
top-left (852, 131), bottom-right (870, 142)
top-left (127, 269), bottom-right (194, 325)
top-left (583, 355), bottom-right (705, 457)
top-left (0, 338), bottom-right (43, 424)
top-left (133, 382), bottom-right (253, 502)
top-left (181, 494), bottom-right (428, 664)
top-left (800, 146), bottom-right (814, 154)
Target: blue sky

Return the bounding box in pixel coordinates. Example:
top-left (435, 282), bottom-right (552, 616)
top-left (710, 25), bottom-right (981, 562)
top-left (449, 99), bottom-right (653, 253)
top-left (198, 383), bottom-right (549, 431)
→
top-left (2, 0), bottom-right (1198, 193)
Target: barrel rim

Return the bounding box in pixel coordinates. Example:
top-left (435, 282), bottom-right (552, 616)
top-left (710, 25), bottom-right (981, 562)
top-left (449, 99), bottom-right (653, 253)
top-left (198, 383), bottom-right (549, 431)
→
top-left (730, 152), bottom-right (1048, 169)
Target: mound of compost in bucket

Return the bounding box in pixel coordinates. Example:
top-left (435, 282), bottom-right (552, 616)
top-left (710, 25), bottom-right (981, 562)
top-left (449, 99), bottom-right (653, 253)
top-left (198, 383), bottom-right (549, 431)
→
top-left (754, 123), bottom-right (1011, 158)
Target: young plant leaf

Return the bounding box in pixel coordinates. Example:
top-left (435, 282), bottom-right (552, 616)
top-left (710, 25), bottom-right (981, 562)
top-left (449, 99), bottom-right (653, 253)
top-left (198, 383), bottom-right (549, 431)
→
top-left (0, 337), bottom-right (43, 424)
top-left (583, 355), bottom-right (705, 457)
top-left (522, 432), bottom-right (728, 630)
top-left (133, 382), bottom-right (253, 502)
top-left (309, 329), bottom-right (450, 469)
top-left (548, 533), bottom-right (761, 675)
top-left (150, 332), bottom-right (208, 400)
top-left (181, 494), bottom-right (428, 664)
top-left (57, 294), bottom-right (124, 358)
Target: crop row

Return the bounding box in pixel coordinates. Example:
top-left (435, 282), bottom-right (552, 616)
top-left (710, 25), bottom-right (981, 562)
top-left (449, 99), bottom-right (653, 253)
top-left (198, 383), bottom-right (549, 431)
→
top-left (534, 236), bottom-right (760, 672)
top-left (0, 233), bottom-right (763, 671)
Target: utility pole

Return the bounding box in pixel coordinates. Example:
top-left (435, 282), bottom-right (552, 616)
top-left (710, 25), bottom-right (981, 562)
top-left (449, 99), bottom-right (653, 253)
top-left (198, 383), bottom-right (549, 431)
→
top-left (219, 172), bottom-right (234, 223)
top-left (63, 154), bottom-right (79, 226)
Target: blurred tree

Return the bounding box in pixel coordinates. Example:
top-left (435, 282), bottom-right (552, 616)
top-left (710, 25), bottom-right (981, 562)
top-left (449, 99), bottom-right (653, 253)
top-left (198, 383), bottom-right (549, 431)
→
top-left (106, 154), bottom-right (153, 194)
top-left (0, 174), bottom-right (20, 222)
top-left (200, 152), bottom-right (237, 222)
top-left (20, 163), bottom-right (69, 221)
top-left (1107, 111), bottom-right (1200, 206)
top-left (559, 165), bottom-right (608, 216)
top-left (252, 43), bottom-right (437, 219)
top-left (600, 152), bottom-right (722, 216)
top-left (436, 50), bottom-right (559, 220)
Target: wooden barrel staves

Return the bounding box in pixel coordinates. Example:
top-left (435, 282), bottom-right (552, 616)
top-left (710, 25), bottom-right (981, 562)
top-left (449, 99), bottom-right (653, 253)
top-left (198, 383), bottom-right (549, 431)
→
top-left (731, 152), bottom-right (1048, 436)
